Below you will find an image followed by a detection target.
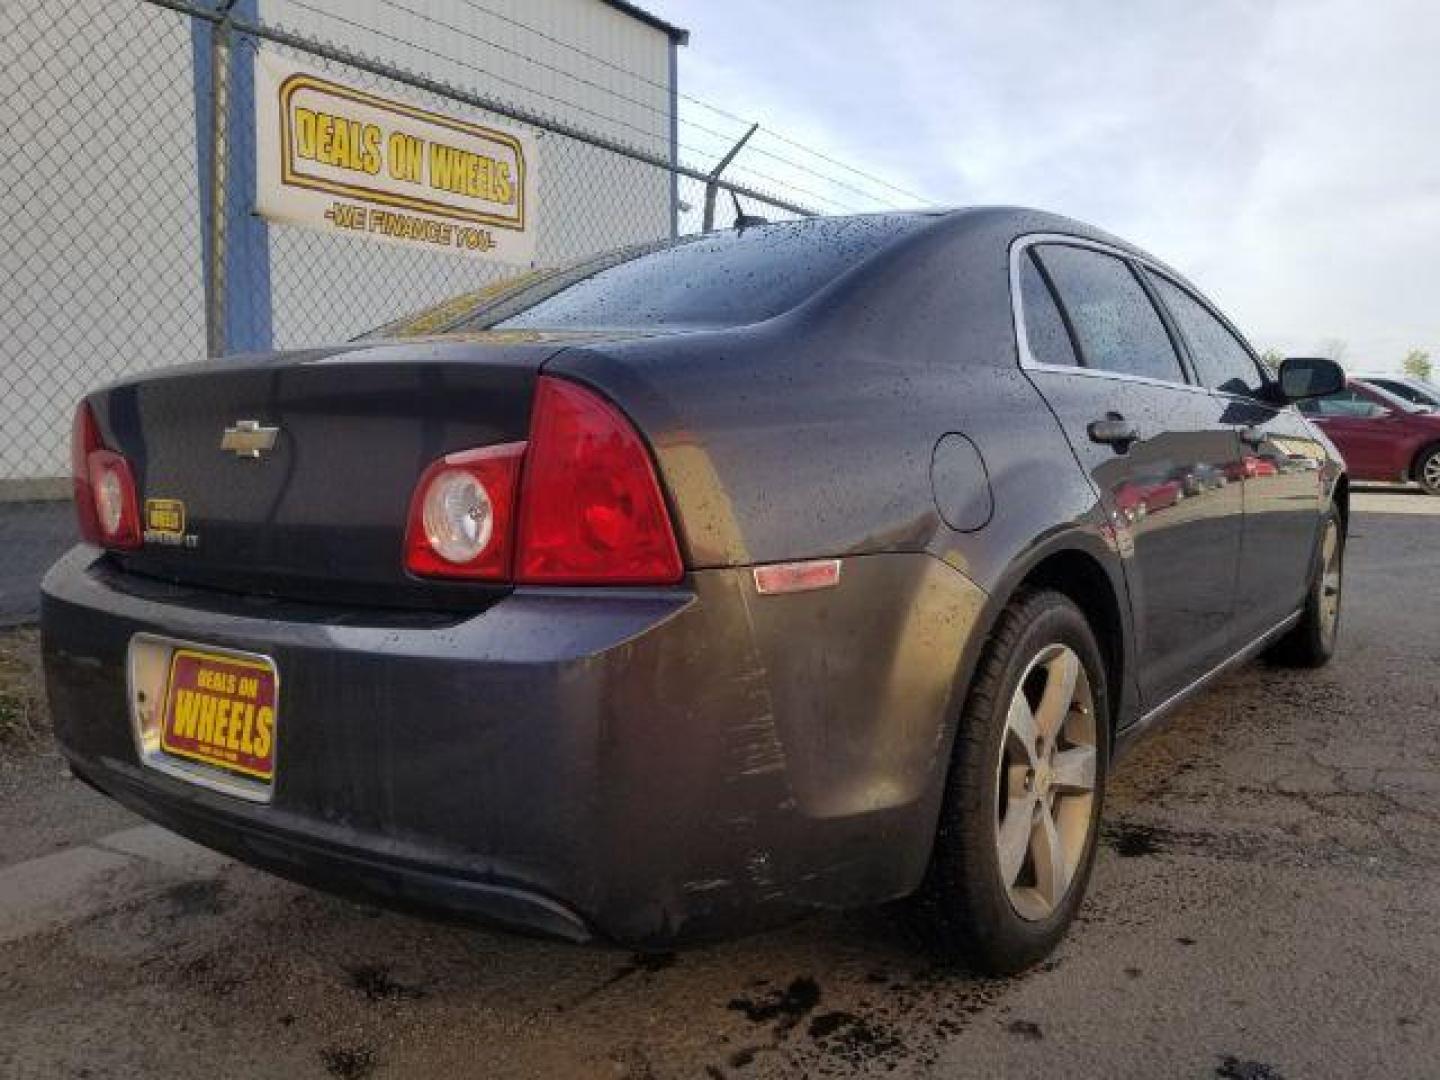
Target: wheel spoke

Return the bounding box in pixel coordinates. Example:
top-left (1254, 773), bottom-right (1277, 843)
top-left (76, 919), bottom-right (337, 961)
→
top-left (997, 795), bottom-right (1036, 886)
top-left (1031, 804), bottom-right (1068, 909)
top-left (1035, 649), bottom-right (1079, 740)
top-left (1051, 745), bottom-right (1097, 793)
top-left (1006, 692), bottom-right (1040, 765)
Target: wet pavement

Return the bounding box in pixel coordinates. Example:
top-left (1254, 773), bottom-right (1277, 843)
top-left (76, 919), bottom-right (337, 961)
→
top-left (1, 490), bottom-right (1437, 1078)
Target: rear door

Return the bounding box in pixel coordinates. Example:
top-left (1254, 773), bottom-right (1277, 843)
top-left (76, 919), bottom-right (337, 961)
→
top-left (1297, 387), bottom-right (1397, 478)
top-left (1016, 240), bottom-right (1244, 710)
top-left (1143, 271), bottom-right (1327, 640)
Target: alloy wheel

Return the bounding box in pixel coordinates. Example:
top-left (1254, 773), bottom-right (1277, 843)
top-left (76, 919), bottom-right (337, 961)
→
top-left (995, 644), bottom-right (1097, 922)
top-left (1424, 452), bottom-right (1440, 494)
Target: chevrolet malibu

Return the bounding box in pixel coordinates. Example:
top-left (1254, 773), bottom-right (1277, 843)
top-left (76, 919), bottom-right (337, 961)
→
top-left (44, 208), bottom-right (1349, 974)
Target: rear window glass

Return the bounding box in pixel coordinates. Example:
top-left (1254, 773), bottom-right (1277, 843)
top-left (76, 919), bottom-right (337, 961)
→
top-left (368, 215), bottom-right (932, 338)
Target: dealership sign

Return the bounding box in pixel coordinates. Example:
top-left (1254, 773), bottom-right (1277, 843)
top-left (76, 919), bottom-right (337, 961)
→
top-left (255, 54), bottom-right (537, 263)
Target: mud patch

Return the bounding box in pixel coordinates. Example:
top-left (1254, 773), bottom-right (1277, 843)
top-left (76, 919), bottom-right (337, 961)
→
top-left (1216, 1055), bottom-right (1285, 1079)
top-left (320, 1045), bottom-right (377, 1080)
top-left (632, 951), bottom-right (677, 973)
top-left (1006, 1019), bottom-right (1044, 1040)
top-left (177, 951), bottom-right (243, 998)
top-left (727, 975), bottom-right (821, 1033)
top-left (808, 1010), bottom-right (905, 1064)
top-left (162, 879), bottom-right (230, 919)
top-left (562, 951), bottom-right (678, 1010)
top-left (716, 966), bottom-right (1015, 1075)
top-left (1105, 821), bottom-right (1168, 857)
top-left (347, 963), bottom-right (426, 1003)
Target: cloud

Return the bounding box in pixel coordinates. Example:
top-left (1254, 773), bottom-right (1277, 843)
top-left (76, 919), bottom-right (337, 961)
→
top-left (659, 0), bottom-right (1440, 369)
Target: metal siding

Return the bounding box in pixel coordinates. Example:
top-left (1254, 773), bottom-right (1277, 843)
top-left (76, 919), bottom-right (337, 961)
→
top-left (259, 0), bottom-right (676, 346)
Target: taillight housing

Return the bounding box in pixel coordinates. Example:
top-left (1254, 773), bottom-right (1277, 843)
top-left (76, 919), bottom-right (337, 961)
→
top-left (71, 401), bottom-right (142, 549)
top-left (404, 377), bottom-right (683, 585)
top-left (404, 442), bottom-right (525, 580)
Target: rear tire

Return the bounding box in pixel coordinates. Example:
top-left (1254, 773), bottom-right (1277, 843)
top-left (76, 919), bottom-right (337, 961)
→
top-left (1417, 445), bottom-right (1440, 496)
top-left (1266, 507), bottom-right (1344, 668)
top-left (901, 588), bottom-right (1109, 975)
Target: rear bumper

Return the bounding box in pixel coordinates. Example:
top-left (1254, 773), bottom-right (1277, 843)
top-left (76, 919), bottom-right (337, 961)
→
top-left (43, 546), bottom-right (985, 946)
top-left (69, 758), bottom-right (595, 941)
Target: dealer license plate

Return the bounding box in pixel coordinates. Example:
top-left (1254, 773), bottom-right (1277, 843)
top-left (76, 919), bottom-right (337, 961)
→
top-left (156, 647), bottom-right (279, 784)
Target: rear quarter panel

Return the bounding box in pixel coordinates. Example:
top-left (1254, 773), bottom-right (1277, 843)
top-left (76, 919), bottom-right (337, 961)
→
top-left (548, 210), bottom-right (1138, 840)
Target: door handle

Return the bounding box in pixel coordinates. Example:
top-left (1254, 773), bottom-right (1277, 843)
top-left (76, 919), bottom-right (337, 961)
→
top-left (1087, 414), bottom-right (1140, 451)
top-left (1239, 425), bottom-right (1266, 448)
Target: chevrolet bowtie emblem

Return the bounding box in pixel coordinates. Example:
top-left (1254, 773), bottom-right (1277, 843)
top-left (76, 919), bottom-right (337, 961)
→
top-left (220, 420), bottom-right (279, 459)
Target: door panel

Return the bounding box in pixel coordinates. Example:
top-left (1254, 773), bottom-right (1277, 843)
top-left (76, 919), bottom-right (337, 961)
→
top-left (1135, 269), bottom-right (1325, 645)
top-left (1031, 371), bottom-right (1243, 708)
top-left (1305, 414), bottom-right (1397, 479)
top-left (1222, 400), bottom-right (1328, 638)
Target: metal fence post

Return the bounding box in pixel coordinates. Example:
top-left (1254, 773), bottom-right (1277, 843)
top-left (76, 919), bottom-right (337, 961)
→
top-left (701, 123), bottom-right (758, 232)
top-left (206, 5), bottom-right (233, 357)
top-left (194, 0), bottom-right (238, 358)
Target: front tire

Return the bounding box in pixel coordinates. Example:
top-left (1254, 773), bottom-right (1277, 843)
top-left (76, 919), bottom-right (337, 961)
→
top-left (902, 588), bottom-right (1109, 975)
top-left (1266, 507), bottom-right (1344, 668)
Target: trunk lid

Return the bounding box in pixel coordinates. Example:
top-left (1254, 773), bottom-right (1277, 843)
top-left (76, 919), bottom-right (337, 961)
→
top-left (90, 334), bottom-right (601, 609)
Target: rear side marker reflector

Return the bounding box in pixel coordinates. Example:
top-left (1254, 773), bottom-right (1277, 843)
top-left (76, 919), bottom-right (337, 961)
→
top-left (753, 559), bottom-right (842, 595)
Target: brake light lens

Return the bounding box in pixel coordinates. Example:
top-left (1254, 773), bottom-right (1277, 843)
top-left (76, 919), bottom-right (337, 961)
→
top-left (404, 442), bottom-right (525, 580)
top-left (403, 378), bottom-right (683, 585)
top-left (516, 378), bottom-right (683, 585)
top-left (71, 402), bottom-right (141, 549)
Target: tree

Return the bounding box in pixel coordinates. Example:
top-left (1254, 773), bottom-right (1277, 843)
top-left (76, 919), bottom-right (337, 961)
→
top-left (1258, 349), bottom-right (1284, 376)
top-left (1319, 338), bottom-right (1348, 363)
top-left (1403, 349), bottom-right (1433, 382)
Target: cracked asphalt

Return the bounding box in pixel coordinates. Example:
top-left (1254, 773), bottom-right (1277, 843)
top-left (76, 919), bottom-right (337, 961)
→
top-left (1, 488), bottom-right (1437, 1079)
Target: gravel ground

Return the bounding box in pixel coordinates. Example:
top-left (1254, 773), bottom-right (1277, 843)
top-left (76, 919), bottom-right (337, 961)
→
top-left (0, 499), bottom-right (73, 627)
top-left (1, 490), bottom-right (1437, 1079)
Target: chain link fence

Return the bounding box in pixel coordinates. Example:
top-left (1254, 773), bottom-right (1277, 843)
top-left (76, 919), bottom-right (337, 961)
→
top-left (0, 0), bottom-right (928, 622)
top-left (1, 0), bottom-right (819, 490)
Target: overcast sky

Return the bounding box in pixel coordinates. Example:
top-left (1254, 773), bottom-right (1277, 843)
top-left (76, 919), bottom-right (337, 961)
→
top-left (656, 0), bottom-right (1440, 372)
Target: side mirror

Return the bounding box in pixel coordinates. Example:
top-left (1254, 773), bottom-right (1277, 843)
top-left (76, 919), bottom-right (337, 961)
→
top-left (1278, 356), bottom-right (1346, 401)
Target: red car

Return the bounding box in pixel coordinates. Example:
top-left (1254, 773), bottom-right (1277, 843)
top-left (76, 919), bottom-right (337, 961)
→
top-left (1298, 378), bottom-right (1440, 495)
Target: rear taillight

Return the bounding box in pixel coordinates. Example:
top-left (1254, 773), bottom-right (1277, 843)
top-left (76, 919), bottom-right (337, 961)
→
top-left (403, 377), bottom-right (683, 585)
top-left (71, 401), bottom-right (141, 549)
top-left (404, 442), bottom-right (525, 580)
top-left (515, 377), bottom-right (682, 585)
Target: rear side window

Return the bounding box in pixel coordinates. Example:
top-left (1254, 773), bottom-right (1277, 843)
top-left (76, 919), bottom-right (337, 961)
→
top-left (1018, 253), bottom-right (1078, 367)
top-left (1034, 244), bottom-right (1185, 384)
top-left (1146, 273), bottom-right (1265, 396)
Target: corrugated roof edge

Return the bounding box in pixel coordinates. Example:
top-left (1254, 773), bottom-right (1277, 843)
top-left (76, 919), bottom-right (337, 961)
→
top-left (599, 0), bottom-right (689, 44)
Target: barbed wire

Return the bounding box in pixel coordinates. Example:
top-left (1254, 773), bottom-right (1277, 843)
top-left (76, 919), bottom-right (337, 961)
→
top-left (272, 0), bottom-right (869, 214)
top-left (441, 0), bottom-right (938, 207)
top-left (275, 0), bottom-right (923, 212)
